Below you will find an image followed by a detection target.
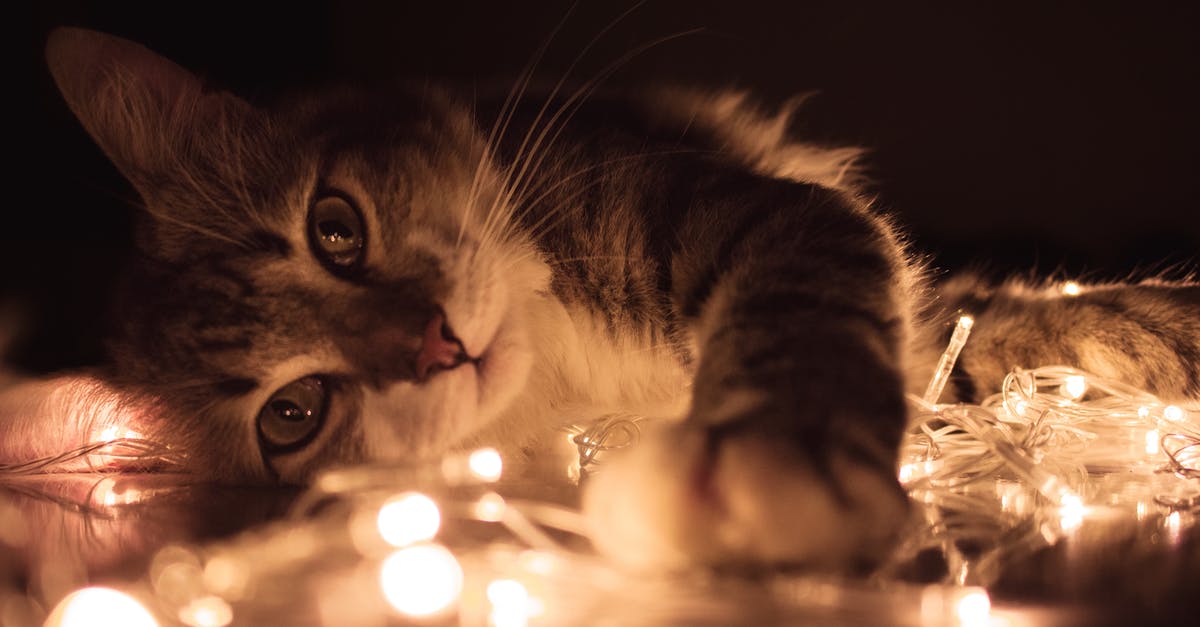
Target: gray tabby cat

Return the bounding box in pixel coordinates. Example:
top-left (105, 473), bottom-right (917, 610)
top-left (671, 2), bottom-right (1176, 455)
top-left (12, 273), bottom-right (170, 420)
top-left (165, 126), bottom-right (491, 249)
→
top-left (4, 28), bottom-right (1197, 572)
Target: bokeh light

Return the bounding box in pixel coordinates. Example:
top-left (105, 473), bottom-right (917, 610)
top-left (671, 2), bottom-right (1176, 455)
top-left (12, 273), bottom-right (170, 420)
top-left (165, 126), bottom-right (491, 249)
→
top-left (178, 595), bottom-right (233, 627)
top-left (954, 589), bottom-right (991, 626)
top-left (379, 544), bottom-right (463, 618)
top-left (468, 448), bottom-right (503, 482)
top-left (46, 587), bottom-right (158, 627)
top-left (487, 579), bottom-right (531, 627)
top-left (377, 492), bottom-right (441, 547)
top-left (474, 492), bottom-right (507, 522)
top-left (1063, 375), bottom-right (1087, 400)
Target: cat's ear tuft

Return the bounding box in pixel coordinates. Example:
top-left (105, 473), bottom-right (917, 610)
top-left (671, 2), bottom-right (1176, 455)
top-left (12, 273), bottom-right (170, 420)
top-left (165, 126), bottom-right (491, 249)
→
top-left (46, 27), bottom-right (202, 121)
top-left (45, 28), bottom-right (246, 194)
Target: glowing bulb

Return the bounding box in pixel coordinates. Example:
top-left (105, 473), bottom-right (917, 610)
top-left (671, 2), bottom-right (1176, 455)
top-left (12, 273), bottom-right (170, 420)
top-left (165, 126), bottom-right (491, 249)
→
top-left (954, 589), bottom-right (991, 626)
top-left (566, 459), bottom-right (583, 483)
top-left (1145, 429), bottom-right (1160, 456)
top-left (96, 425), bottom-right (143, 443)
top-left (202, 555), bottom-right (249, 600)
top-left (89, 425), bottom-right (146, 469)
top-left (517, 551), bottom-right (558, 576)
top-left (377, 492), bottom-right (441, 547)
top-left (46, 587), bottom-right (158, 627)
top-left (1061, 281), bottom-right (1082, 296)
top-left (1059, 493), bottom-right (1086, 531)
top-left (1164, 405), bottom-right (1185, 422)
top-left (468, 448), bottom-right (503, 482)
top-left (474, 493), bottom-right (507, 522)
top-left (90, 477), bottom-right (143, 507)
top-left (178, 596), bottom-right (233, 627)
top-left (1137, 406), bottom-right (1151, 419)
top-left (1063, 375), bottom-right (1087, 400)
top-left (1165, 511), bottom-right (1184, 544)
top-left (898, 463), bottom-right (916, 483)
top-left (487, 579), bottom-right (531, 627)
top-left (379, 544), bottom-right (463, 618)
top-left (1060, 493), bottom-right (1083, 510)
top-left (923, 315), bottom-right (975, 404)
top-left (94, 477), bottom-right (119, 507)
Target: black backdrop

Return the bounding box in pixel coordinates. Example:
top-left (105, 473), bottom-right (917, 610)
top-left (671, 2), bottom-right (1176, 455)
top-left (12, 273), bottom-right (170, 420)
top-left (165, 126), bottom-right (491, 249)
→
top-left (16, 1), bottom-right (1200, 372)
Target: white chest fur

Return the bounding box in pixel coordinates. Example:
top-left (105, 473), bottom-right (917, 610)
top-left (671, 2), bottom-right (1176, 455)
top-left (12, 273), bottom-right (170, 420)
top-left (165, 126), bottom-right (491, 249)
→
top-left (490, 295), bottom-right (693, 450)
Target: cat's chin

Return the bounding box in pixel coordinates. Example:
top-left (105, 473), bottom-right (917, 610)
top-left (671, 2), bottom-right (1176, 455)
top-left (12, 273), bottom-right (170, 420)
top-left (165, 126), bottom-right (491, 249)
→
top-left (359, 309), bottom-right (534, 461)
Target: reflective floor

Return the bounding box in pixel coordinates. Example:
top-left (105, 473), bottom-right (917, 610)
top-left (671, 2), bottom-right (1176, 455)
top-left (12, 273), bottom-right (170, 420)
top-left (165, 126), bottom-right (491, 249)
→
top-left (1, 470), bottom-right (1197, 627)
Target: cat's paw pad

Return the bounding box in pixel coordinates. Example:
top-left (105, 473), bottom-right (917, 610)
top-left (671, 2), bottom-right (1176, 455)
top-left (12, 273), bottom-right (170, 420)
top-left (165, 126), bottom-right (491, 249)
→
top-left (582, 422), bottom-right (908, 572)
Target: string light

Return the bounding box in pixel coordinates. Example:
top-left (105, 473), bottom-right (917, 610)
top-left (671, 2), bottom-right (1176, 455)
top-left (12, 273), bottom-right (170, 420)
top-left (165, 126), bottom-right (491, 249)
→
top-left (468, 448), bottom-right (504, 482)
top-left (474, 492), bottom-right (508, 522)
top-left (1145, 429), bottom-right (1161, 456)
top-left (486, 579), bottom-right (532, 627)
top-left (563, 412), bottom-right (644, 474)
top-left (376, 492), bottom-right (441, 547)
top-left (0, 437), bottom-right (184, 476)
top-left (379, 544), bottom-right (464, 618)
top-left (923, 316), bottom-right (974, 404)
top-left (12, 311), bottom-right (1200, 625)
top-left (1061, 281), bottom-right (1082, 296)
top-left (177, 596), bottom-right (233, 627)
top-left (1062, 374), bottom-right (1087, 400)
top-left (45, 588), bottom-right (158, 627)
top-left (1058, 494), bottom-right (1087, 532)
top-left (954, 589), bottom-right (991, 626)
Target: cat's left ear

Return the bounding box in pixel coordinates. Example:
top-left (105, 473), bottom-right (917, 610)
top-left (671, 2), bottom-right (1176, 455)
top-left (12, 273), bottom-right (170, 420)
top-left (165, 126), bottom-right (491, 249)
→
top-left (45, 27), bottom-right (252, 198)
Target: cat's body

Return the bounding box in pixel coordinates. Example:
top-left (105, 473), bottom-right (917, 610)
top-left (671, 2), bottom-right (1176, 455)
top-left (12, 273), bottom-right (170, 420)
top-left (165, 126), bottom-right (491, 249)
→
top-left (3, 28), bottom-right (1198, 572)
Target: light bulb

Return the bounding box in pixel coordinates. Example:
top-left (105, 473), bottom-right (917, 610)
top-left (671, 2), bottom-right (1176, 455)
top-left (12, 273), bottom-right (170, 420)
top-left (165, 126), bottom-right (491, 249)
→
top-left (468, 448), bottom-right (503, 481)
top-left (1059, 493), bottom-right (1086, 531)
top-left (46, 588), bottom-right (158, 627)
top-left (487, 579), bottom-right (531, 627)
top-left (1063, 375), bottom-right (1087, 400)
top-left (377, 492), bottom-right (441, 547)
top-left (178, 596), bottom-right (233, 627)
top-left (955, 590), bottom-right (991, 626)
top-left (1145, 429), bottom-right (1160, 456)
top-left (1061, 281), bottom-right (1082, 296)
top-left (473, 493), bottom-right (506, 522)
top-left (379, 544), bottom-right (463, 618)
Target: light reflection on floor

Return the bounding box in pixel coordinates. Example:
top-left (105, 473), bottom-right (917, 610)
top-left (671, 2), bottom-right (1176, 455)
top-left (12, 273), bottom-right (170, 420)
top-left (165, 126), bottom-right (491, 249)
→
top-left (1, 470), bottom-right (1197, 627)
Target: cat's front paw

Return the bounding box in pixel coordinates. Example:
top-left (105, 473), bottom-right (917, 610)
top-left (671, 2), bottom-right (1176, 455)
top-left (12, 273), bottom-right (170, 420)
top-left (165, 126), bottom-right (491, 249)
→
top-left (582, 421), bottom-right (909, 573)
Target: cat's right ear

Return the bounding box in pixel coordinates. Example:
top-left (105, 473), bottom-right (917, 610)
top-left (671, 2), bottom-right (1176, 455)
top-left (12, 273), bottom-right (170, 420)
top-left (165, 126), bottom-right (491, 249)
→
top-left (45, 27), bottom-right (248, 196)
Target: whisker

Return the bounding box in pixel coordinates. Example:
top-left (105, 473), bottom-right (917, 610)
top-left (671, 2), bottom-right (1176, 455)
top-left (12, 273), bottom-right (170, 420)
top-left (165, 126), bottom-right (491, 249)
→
top-left (480, 1), bottom-right (651, 247)
top-left (508, 149), bottom-right (697, 233)
top-left (461, 3), bottom-right (580, 250)
top-left (491, 29), bottom-right (705, 247)
top-left (543, 255), bottom-right (640, 266)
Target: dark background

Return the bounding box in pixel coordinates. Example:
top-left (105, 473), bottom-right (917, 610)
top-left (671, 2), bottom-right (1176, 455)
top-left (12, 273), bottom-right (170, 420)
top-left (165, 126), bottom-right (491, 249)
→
top-left (15, 0), bottom-right (1200, 372)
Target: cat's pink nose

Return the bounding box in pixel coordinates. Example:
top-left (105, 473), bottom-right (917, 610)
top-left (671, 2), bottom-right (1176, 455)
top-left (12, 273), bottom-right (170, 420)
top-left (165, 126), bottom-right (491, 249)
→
top-left (415, 313), bottom-right (470, 381)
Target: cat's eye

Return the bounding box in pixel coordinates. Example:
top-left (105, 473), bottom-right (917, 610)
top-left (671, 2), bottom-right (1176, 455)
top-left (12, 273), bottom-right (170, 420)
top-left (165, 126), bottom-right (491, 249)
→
top-left (308, 195), bottom-right (365, 269)
top-left (257, 376), bottom-right (328, 453)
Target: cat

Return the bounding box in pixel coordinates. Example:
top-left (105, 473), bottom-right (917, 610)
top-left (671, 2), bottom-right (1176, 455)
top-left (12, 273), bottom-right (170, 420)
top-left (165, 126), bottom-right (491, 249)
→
top-left (2, 27), bottom-right (1197, 573)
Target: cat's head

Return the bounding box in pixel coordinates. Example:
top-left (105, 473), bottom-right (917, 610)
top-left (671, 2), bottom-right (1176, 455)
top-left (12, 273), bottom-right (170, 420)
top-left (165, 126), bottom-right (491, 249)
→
top-left (46, 28), bottom-right (551, 482)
